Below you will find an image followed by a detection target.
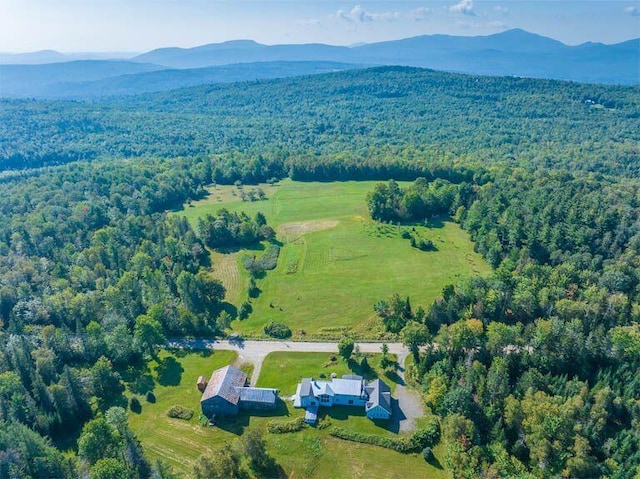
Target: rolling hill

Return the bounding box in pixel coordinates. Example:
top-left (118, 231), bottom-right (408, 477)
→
top-left (0, 61), bottom-right (364, 99)
top-left (132, 29), bottom-right (638, 84)
top-left (0, 29), bottom-right (636, 101)
top-left (1, 66), bottom-right (637, 173)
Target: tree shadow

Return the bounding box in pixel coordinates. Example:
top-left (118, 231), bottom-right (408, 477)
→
top-left (216, 399), bottom-right (290, 435)
top-left (129, 374), bottom-right (155, 395)
top-left (384, 370), bottom-right (405, 386)
top-left (155, 357), bottom-right (184, 386)
top-left (347, 357), bottom-right (378, 381)
top-left (217, 243), bottom-right (266, 254)
top-left (427, 455), bottom-right (445, 470)
top-left (220, 302), bottom-right (238, 319)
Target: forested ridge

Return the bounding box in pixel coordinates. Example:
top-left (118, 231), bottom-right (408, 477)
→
top-left (1, 67), bottom-right (639, 174)
top-left (0, 66), bottom-right (639, 478)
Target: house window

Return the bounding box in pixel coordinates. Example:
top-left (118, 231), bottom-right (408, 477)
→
top-left (348, 400), bottom-right (353, 405)
top-left (320, 394), bottom-right (330, 403)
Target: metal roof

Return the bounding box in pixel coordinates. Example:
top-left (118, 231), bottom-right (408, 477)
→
top-left (238, 387), bottom-right (278, 404)
top-left (201, 365), bottom-right (247, 405)
top-left (329, 378), bottom-right (363, 397)
top-left (299, 378), bottom-right (312, 397)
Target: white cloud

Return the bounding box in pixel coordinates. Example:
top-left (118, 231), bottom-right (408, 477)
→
top-left (450, 0), bottom-right (475, 16)
top-left (411, 7), bottom-right (433, 22)
top-left (488, 20), bottom-right (508, 29)
top-left (296, 18), bottom-right (321, 27)
top-left (624, 6), bottom-right (640, 16)
top-left (494, 6), bottom-right (509, 14)
top-left (334, 5), bottom-right (401, 23)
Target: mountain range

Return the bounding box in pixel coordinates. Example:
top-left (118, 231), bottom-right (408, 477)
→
top-left (0, 29), bottom-right (637, 99)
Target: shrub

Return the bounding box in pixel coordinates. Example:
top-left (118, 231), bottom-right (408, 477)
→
top-left (417, 239), bottom-right (436, 251)
top-left (144, 391), bottom-right (156, 403)
top-left (267, 417), bottom-right (307, 434)
top-left (264, 321), bottom-right (292, 339)
top-left (238, 301), bottom-right (252, 320)
top-left (129, 397), bottom-right (142, 413)
top-left (248, 278), bottom-right (260, 298)
top-left (317, 417), bottom-right (332, 430)
top-left (167, 405), bottom-right (194, 421)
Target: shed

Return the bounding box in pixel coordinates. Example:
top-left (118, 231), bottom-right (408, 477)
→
top-left (196, 376), bottom-right (208, 392)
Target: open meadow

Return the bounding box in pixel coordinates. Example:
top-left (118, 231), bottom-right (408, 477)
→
top-left (127, 350), bottom-right (450, 478)
top-left (180, 180), bottom-right (490, 339)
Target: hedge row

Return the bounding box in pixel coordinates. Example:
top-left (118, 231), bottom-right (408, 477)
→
top-left (329, 420), bottom-right (440, 454)
top-left (267, 417), bottom-right (307, 434)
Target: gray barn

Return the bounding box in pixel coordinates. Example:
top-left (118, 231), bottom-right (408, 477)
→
top-left (200, 365), bottom-right (278, 417)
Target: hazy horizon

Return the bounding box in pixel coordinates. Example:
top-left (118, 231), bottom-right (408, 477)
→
top-left (1, 1), bottom-right (638, 54)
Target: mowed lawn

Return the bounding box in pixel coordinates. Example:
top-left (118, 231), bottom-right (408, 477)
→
top-left (129, 350), bottom-right (450, 478)
top-left (180, 180), bottom-right (490, 338)
top-left (127, 349), bottom-right (239, 472)
top-left (257, 351), bottom-right (399, 395)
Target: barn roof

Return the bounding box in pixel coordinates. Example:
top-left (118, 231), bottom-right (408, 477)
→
top-left (201, 365), bottom-right (247, 405)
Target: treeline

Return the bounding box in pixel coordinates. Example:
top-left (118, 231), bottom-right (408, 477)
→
top-left (369, 172), bottom-right (640, 478)
top-left (367, 178), bottom-right (475, 223)
top-left (1, 67), bottom-right (639, 175)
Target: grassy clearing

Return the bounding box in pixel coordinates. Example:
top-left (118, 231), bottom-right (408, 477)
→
top-left (179, 180), bottom-right (490, 339)
top-left (257, 351), bottom-right (399, 396)
top-left (130, 350), bottom-right (450, 478)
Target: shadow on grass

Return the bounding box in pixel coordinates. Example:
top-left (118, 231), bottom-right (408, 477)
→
top-left (129, 374), bottom-right (156, 395)
top-left (217, 243), bottom-right (266, 254)
top-left (220, 302), bottom-right (238, 318)
top-left (323, 406), bottom-right (397, 434)
top-left (384, 370), bottom-right (405, 387)
top-left (427, 455), bottom-right (445, 470)
top-left (216, 399), bottom-right (290, 435)
top-left (156, 356), bottom-right (184, 386)
top-left (347, 357), bottom-right (378, 381)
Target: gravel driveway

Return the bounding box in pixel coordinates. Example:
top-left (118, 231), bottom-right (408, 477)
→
top-left (168, 338), bottom-right (425, 432)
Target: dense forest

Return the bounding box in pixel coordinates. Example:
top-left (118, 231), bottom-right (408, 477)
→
top-left (1, 67), bottom-right (639, 174)
top-left (0, 66), bottom-right (639, 478)
top-left (369, 174), bottom-right (640, 477)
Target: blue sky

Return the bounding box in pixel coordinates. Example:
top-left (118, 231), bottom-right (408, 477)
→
top-left (1, 0), bottom-right (638, 52)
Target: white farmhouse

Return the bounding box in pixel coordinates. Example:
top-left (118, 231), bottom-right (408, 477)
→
top-left (293, 374), bottom-right (392, 424)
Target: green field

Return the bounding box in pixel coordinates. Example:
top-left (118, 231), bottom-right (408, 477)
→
top-left (180, 180), bottom-right (489, 338)
top-left (128, 350), bottom-right (450, 479)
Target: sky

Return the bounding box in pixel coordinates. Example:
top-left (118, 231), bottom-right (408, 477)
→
top-left (0, 0), bottom-right (638, 53)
